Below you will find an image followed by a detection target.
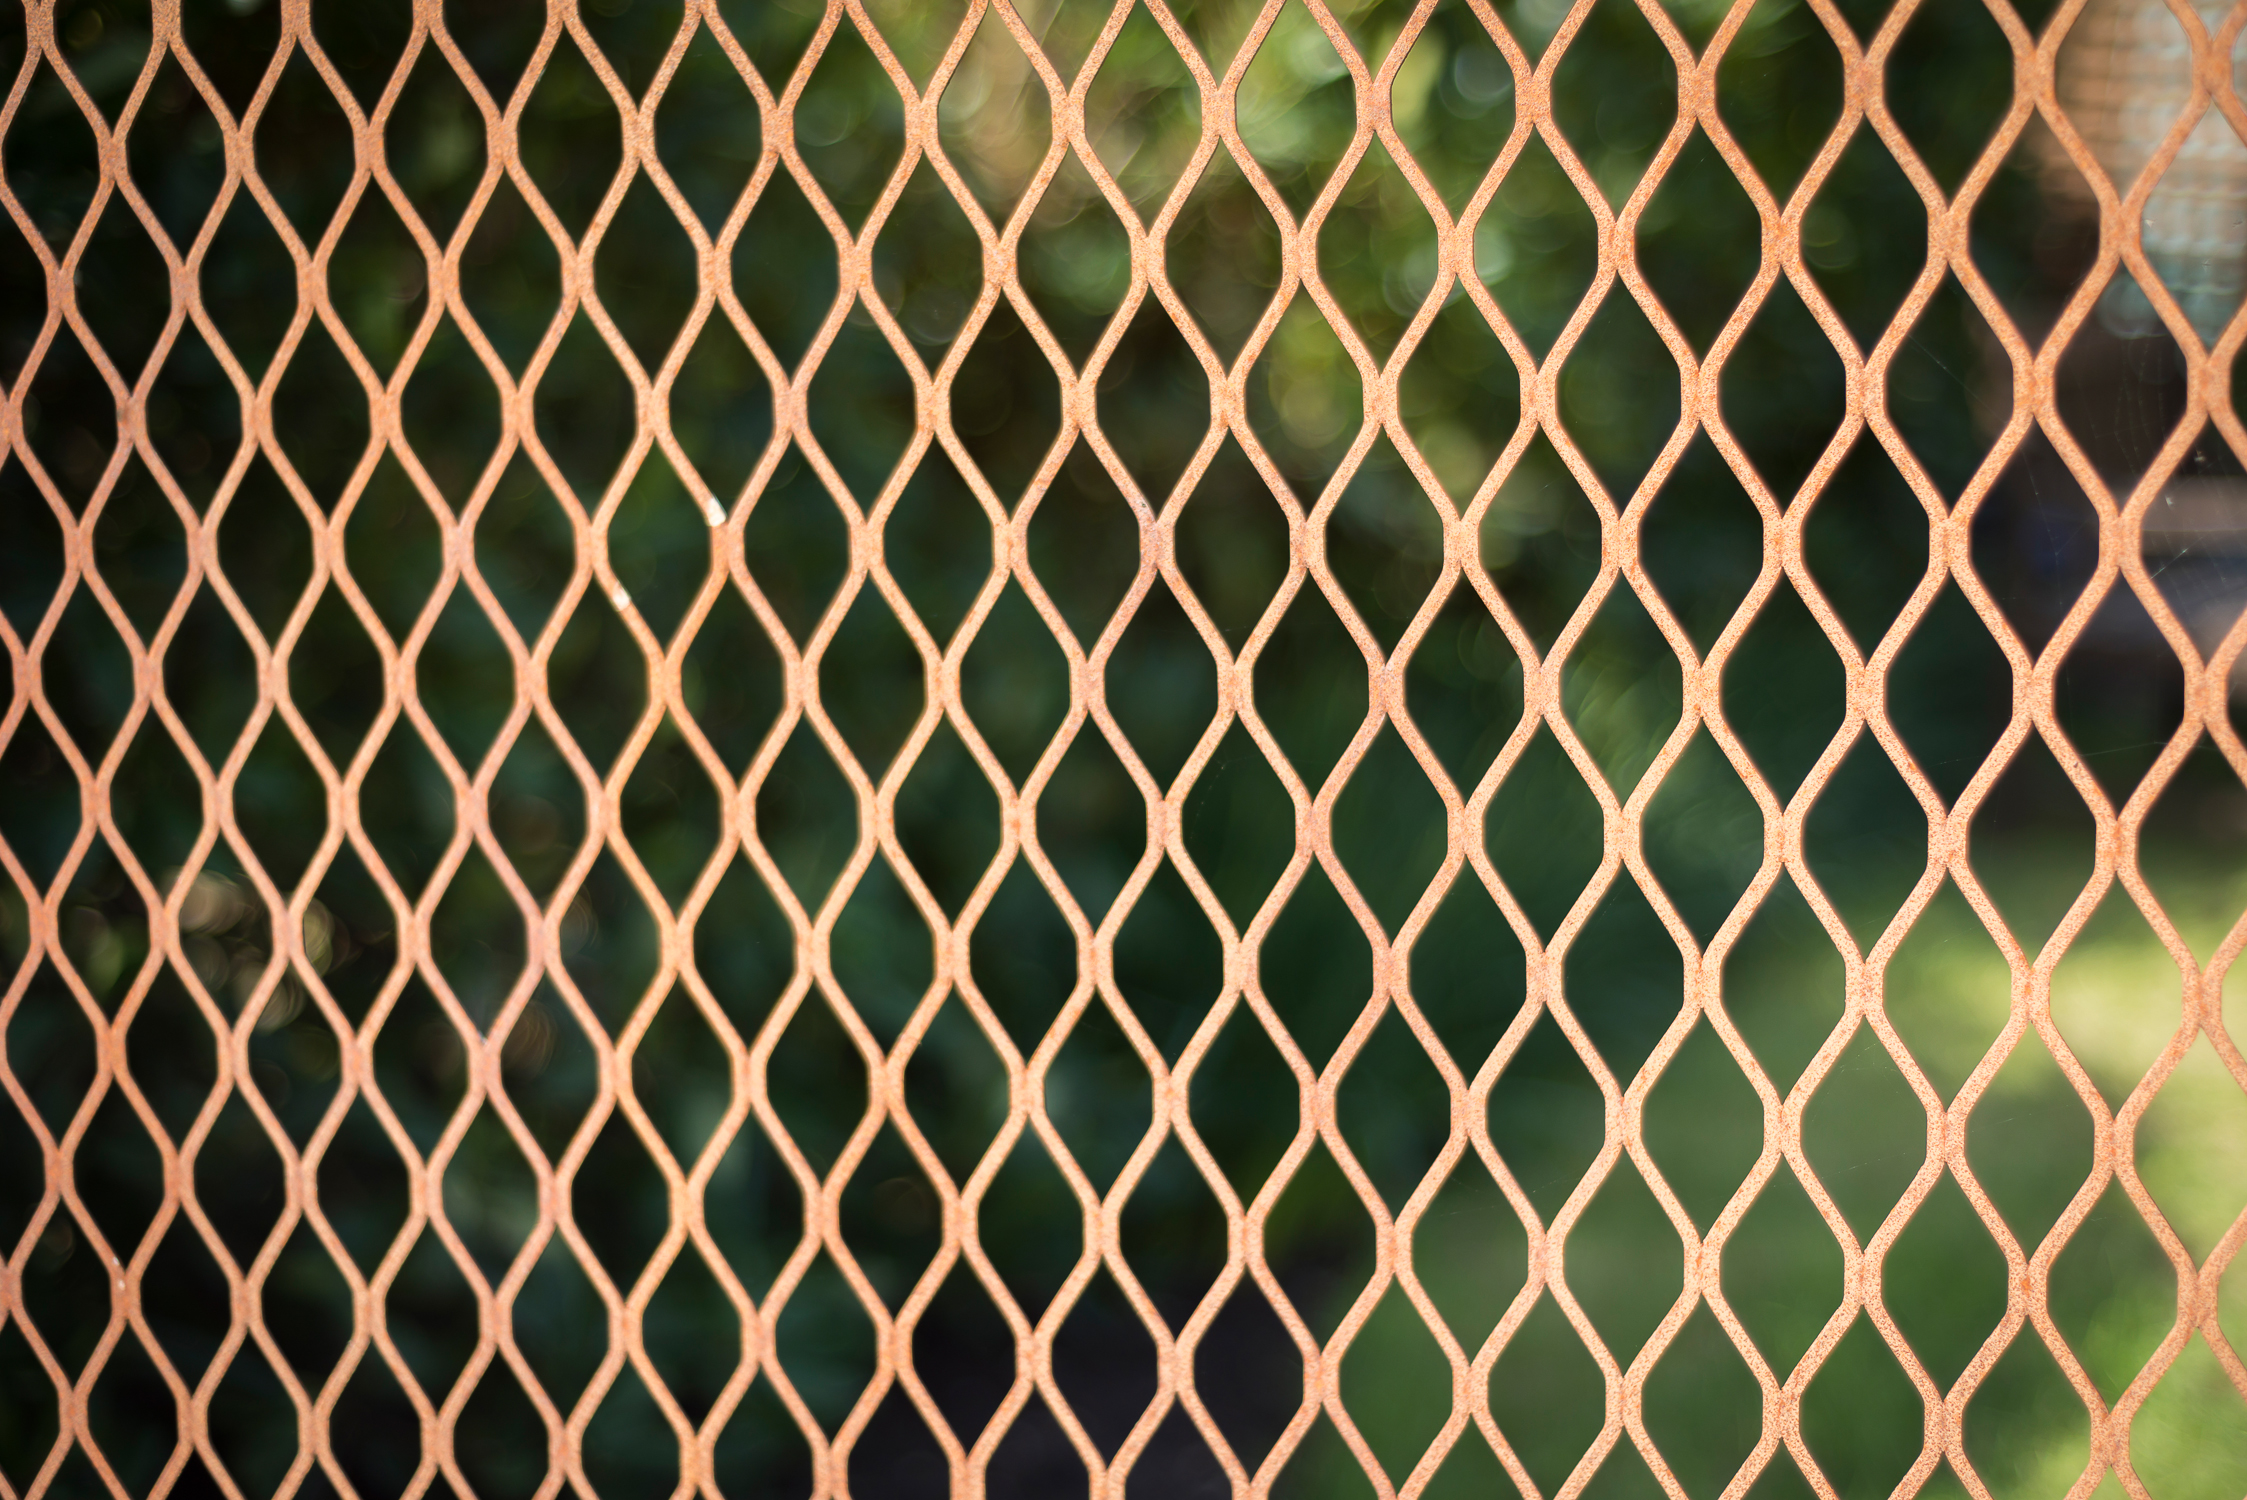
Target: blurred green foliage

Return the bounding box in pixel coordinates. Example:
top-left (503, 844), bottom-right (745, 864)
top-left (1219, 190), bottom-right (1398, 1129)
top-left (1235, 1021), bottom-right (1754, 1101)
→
top-left (1, 0), bottom-right (2245, 1496)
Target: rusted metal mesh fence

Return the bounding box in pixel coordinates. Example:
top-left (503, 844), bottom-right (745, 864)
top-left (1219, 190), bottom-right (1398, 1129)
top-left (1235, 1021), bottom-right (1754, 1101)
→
top-left (3, 0), bottom-right (2246, 1496)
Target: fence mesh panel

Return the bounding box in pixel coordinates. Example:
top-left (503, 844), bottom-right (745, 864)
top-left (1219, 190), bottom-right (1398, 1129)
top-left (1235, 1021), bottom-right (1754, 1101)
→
top-left (2, 0), bottom-right (2245, 1496)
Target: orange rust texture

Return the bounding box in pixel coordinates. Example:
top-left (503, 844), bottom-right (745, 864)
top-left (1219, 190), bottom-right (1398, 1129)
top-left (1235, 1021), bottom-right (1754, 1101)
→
top-left (3, 1), bottom-right (2246, 1498)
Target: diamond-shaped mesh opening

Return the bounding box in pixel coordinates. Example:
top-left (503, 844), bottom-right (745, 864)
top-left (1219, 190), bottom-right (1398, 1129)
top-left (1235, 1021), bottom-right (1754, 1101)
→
top-left (8, 0), bottom-right (2247, 1494)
